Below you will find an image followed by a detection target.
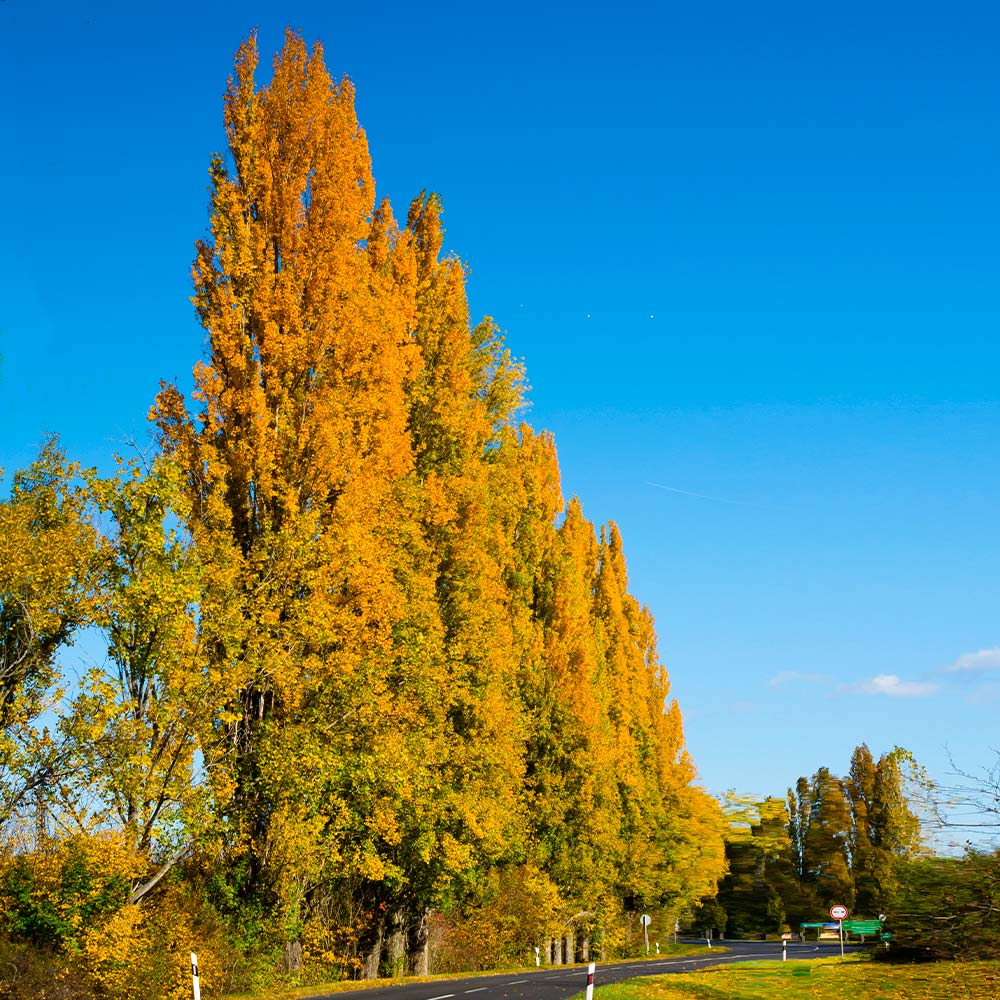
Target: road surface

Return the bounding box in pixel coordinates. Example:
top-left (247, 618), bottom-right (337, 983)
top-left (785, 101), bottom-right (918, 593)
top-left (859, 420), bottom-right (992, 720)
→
top-left (308, 939), bottom-right (862, 1000)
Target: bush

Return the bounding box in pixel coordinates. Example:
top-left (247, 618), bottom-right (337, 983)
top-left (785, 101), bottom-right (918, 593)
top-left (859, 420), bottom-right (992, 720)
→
top-left (432, 865), bottom-right (562, 972)
top-left (885, 849), bottom-right (1000, 960)
top-left (0, 837), bottom-right (237, 999)
top-left (0, 836), bottom-right (142, 953)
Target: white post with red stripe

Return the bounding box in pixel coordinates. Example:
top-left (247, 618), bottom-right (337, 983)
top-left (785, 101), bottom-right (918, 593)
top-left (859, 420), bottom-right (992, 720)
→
top-left (191, 952), bottom-right (201, 1000)
top-left (585, 961), bottom-right (596, 1000)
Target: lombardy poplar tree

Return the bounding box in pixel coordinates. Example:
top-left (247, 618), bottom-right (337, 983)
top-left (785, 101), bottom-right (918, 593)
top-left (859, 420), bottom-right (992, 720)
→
top-left (848, 744), bottom-right (920, 915)
top-left (153, 29), bottom-right (448, 965)
top-left (151, 28), bottom-right (725, 976)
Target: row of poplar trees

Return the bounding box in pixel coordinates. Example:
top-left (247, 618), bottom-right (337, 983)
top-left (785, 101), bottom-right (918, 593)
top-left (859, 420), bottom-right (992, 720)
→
top-left (0, 31), bottom-right (725, 992)
top-left (707, 745), bottom-right (920, 936)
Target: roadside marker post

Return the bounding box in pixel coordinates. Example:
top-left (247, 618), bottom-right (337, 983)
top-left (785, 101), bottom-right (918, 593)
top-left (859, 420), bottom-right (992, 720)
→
top-left (782, 939), bottom-right (787, 962)
top-left (191, 952), bottom-right (201, 1000)
top-left (585, 961), bottom-right (596, 1000)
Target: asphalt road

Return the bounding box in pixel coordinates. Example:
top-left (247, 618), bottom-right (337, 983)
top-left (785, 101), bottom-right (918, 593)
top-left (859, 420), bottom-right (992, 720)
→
top-left (309, 939), bottom-right (862, 1000)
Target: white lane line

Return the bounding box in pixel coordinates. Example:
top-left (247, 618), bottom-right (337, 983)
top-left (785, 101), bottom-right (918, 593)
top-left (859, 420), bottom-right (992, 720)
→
top-left (464, 990), bottom-right (488, 994)
top-left (506, 980), bottom-right (527, 985)
top-left (426, 994), bottom-right (456, 1000)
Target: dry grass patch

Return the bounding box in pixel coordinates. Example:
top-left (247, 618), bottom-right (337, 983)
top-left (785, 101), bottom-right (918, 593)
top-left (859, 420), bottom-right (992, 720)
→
top-left (589, 957), bottom-right (1000, 1000)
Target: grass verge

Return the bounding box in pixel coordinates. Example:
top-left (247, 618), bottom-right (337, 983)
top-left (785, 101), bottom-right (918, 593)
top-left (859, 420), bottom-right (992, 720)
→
top-left (586, 956), bottom-right (1000, 1000)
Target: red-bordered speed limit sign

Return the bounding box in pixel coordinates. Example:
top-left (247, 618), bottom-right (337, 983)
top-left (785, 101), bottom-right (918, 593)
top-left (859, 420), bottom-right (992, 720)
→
top-left (829, 904), bottom-right (849, 920)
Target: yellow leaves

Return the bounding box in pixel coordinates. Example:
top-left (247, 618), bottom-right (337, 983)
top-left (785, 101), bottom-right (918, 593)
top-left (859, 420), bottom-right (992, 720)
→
top-left (80, 905), bottom-right (149, 1000)
top-left (0, 441), bottom-right (97, 719)
top-left (127, 29), bottom-right (728, 977)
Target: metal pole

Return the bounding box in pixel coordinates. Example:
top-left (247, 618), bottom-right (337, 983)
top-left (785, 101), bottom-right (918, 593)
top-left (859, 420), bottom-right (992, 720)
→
top-left (839, 919), bottom-right (844, 958)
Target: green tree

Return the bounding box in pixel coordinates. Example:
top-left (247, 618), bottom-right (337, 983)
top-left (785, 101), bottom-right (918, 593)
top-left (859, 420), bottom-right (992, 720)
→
top-left (715, 796), bottom-right (792, 935)
top-left (0, 440), bottom-right (97, 825)
top-left (847, 744), bottom-right (878, 914)
top-left (57, 455), bottom-right (204, 876)
top-left (783, 769), bottom-right (852, 920)
top-left (848, 744), bottom-right (920, 916)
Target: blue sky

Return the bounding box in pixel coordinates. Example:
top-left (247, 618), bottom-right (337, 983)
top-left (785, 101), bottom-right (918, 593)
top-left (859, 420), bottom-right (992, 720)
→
top-left (2, 1), bottom-right (999, 833)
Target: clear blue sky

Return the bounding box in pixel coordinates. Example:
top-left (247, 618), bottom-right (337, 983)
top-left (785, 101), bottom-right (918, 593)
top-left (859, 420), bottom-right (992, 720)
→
top-left (3, 1), bottom-right (999, 835)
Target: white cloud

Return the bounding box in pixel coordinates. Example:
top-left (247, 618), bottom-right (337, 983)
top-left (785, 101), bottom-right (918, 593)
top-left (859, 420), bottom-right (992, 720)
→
top-left (769, 671), bottom-right (830, 688)
top-left (945, 648), bottom-right (1000, 673)
top-left (841, 674), bottom-right (939, 698)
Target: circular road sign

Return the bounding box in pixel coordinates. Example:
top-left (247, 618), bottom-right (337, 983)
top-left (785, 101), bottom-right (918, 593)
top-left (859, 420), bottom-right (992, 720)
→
top-left (829, 904), bottom-right (849, 920)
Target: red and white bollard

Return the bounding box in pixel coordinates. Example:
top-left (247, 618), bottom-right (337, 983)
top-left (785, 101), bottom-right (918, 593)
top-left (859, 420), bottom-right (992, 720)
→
top-left (191, 952), bottom-right (201, 1000)
top-left (585, 961), bottom-right (596, 1000)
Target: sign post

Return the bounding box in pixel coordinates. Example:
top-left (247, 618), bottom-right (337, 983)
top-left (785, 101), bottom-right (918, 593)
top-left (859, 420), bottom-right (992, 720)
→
top-left (829, 905), bottom-right (849, 958)
top-left (640, 914), bottom-right (651, 955)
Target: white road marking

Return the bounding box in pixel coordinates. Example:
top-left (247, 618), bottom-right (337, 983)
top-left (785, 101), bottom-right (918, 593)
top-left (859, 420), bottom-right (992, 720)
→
top-left (464, 990), bottom-right (487, 994)
top-left (426, 994), bottom-right (455, 1000)
top-left (506, 980), bottom-right (527, 985)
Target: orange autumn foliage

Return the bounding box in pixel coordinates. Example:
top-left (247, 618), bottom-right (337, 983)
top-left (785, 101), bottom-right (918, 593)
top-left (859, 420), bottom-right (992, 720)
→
top-left (144, 26), bottom-right (725, 980)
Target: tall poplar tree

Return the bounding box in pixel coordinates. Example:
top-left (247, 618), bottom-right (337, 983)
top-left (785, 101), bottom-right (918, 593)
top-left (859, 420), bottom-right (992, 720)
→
top-left (847, 743), bottom-right (878, 914)
top-left (152, 30), bottom-right (444, 962)
top-left (145, 27), bottom-right (725, 977)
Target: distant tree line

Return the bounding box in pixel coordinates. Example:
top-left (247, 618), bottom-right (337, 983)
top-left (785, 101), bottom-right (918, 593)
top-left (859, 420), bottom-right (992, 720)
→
top-left (702, 745), bottom-right (921, 936)
top-left (703, 746), bottom-right (1000, 962)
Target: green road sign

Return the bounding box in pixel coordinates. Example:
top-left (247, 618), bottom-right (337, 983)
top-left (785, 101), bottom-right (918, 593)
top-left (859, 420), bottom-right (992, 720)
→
top-left (842, 920), bottom-right (882, 934)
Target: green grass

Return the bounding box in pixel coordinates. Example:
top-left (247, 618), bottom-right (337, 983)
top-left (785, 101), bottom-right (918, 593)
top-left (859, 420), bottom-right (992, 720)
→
top-left (586, 957), bottom-right (1000, 1000)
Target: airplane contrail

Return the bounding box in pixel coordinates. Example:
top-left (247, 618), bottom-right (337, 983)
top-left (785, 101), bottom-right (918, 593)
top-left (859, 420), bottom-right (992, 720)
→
top-left (646, 481), bottom-right (746, 505)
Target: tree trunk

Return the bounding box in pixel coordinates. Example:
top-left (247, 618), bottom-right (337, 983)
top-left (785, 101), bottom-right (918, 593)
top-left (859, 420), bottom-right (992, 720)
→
top-left (384, 909), bottom-right (406, 978)
top-left (565, 931), bottom-right (575, 963)
top-left (362, 916), bottom-right (385, 980)
top-left (581, 935), bottom-right (590, 961)
top-left (406, 908), bottom-right (431, 976)
top-left (283, 939), bottom-right (302, 974)
top-left (553, 935), bottom-right (563, 965)
top-left (542, 937), bottom-right (552, 964)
